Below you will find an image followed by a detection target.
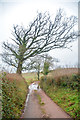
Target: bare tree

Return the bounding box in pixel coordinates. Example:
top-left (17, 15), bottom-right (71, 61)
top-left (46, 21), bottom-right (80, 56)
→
top-left (2, 9), bottom-right (78, 74)
top-left (41, 53), bottom-right (59, 69)
top-left (28, 54), bottom-right (58, 80)
top-left (28, 55), bottom-right (43, 80)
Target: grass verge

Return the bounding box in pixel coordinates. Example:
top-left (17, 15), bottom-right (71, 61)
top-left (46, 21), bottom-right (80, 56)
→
top-left (40, 72), bottom-right (80, 120)
top-left (37, 94), bottom-right (45, 106)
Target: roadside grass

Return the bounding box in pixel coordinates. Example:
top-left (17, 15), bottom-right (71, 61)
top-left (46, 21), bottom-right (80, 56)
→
top-left (40, 68), bottom-right (80, 120)
top-left (1, 72), bottom-right (27, 118)
top-left (35, 91), bottom-right (46, 117)
top-left (41, 83), bottom-right (79, 119)
top-left (22, 72), bottom-right (43, 85)
top-left (37, 94), bottom-right (45, 106)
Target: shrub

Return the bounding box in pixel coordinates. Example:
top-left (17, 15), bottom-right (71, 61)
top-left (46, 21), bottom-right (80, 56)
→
top-left (41, 74), bottom-right (80, 90)
top-left (43, 61), bottom-right (49, 75)
top-left (40, 74), bottom-right (79, 119)
top-left (40, 69), bottom-right (79, 119)
top-left (1, 73), bottom-right (27, 118)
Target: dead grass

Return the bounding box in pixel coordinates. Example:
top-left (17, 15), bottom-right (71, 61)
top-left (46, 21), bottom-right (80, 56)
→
top-left (6, 73), bottom-right (25, 81)
top-left (48, 68), bottom-right (78, 78)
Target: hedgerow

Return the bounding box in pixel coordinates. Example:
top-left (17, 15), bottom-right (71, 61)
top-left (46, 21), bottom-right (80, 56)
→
top-left (40, 73), bottom-right (80, 119)
top-left (1, 72), bottom-right (27, 118)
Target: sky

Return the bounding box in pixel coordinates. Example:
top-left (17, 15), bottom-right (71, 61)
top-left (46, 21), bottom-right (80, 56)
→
top-left (0, 0), bottom-right (79, 71)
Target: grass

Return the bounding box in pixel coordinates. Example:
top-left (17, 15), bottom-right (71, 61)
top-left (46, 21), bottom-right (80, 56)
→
top-left (22, 72), bottom-right (38, 85)
top-left (40, 68), bottom-right (80, 120)
top-left (48, 68), bottom-right (78, 78)
top-left (42, 84), bottom-right (79, 119)
top-left (22, 72), bottom-right (43, 85)
top-left (35, 91), bottom-right (46, 117)
top-left (1, 72), bottom-right (27, 118)
top-left (37, 94), bottom-right (45, 106)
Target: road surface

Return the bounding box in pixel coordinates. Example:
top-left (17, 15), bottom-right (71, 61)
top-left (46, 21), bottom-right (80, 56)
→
top-left (21, 82), bottom-right (72, 119)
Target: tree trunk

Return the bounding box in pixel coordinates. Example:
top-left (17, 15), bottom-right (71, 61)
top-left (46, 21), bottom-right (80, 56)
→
top-left (37, 70), bottom-right (40, 80)
top-left (17, 61), bottom-right (22, 74)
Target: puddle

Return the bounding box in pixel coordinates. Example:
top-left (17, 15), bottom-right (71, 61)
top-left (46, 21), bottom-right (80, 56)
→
top-left (29, 83), bottom-right (40, 93)
top-left (23, 82), bottom-right (41, 114)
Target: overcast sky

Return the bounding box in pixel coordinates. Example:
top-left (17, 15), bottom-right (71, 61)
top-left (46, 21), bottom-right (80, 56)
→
top-left (0, 0), bottom-right (79, 69)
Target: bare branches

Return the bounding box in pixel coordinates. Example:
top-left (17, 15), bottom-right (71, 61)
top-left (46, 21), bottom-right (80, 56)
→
top-left (2, 9), bottom-right (78, 74)
top-left (1, 53), bottom-right (17, 68)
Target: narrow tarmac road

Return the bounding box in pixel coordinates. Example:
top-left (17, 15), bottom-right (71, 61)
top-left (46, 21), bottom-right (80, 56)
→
top-left (21, 82), bottom-right (73, 119)
top-left (22, 91), bottom-right (43, 118)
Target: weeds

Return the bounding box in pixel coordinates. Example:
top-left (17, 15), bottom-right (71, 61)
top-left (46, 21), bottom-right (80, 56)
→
top-left (37, 94), bottom-right (45, 105)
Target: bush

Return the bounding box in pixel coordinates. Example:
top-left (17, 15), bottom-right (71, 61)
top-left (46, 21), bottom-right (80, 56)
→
top-left (1, 73), bottom-right (27, 118)
top-left (40, 74), bottom-right (80, 90)
top-left (40, 73), bottom-right (79, 119)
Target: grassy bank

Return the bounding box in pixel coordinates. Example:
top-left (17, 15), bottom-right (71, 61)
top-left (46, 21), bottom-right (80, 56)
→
top-left (40, 68), bottom-right (80, 120)
top-left (1, 72), bottom-right (27, 118)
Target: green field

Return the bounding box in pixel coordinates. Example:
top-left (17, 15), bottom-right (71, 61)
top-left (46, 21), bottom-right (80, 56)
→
top-left (22, 72), bottom-right (43, 85)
